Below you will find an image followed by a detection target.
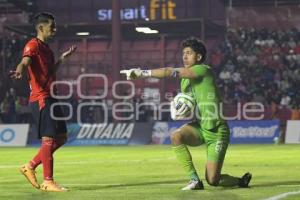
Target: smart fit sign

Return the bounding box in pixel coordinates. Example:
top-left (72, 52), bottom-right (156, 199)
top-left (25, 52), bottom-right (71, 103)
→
top-left (97, 0), bottom-right (177, 21)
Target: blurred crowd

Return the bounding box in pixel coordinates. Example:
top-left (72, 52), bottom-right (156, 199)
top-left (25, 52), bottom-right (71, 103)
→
top-left (0, 33), bottom-right (30, 123)
top-left (210, 28), bottom-right (300, 119)
top-left (0, 88), bottom-right (31, 123)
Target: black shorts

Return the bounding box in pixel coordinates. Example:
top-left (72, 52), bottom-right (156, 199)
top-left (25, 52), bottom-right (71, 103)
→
top-left (30, 97), bottom-right (67, 139)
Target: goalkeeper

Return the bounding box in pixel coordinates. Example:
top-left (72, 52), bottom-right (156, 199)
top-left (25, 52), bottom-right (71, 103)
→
top-left (120, 37), bottom-right (252, 190)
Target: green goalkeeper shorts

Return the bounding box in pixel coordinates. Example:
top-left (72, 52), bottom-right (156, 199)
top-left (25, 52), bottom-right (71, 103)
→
top-left (188, 120), bottom-right (230, 163)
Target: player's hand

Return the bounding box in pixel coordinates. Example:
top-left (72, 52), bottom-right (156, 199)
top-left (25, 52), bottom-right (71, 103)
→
top-left (170, 101), bottom-right (192, 120)
top-left (120, 68), bottom-right (142, 80)
top-left (175, 101), bottom-right (191, 117)
top-left (61, 45), bottom-right (77, 59)
top-left (170, 101), bottom-right (180, 120)
top-left (9, 70), bottom-right (22, 79)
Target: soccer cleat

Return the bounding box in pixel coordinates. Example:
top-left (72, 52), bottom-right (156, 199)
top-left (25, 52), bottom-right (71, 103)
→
top-left (181, 180), bottom-right (204, 190)
top-left (19, 164), bottom-right (40, 189)
top-left (239, 172), bottom-right (252, 188)
top-left (40, 181), bottom-right (68, 192)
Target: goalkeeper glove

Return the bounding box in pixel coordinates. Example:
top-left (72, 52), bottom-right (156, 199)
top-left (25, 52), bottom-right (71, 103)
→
top-left (170, 101), bottom-right (193, 120)
top-left (120, 68), bottom-right (151, 80)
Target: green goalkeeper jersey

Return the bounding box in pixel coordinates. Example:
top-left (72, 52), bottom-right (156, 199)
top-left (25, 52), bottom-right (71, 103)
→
top-left (180, 64), bottom-right (225, 130)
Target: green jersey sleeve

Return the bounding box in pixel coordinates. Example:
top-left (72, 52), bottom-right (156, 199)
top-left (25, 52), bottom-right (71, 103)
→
top-left (189, 64), bottom-right (210, 78)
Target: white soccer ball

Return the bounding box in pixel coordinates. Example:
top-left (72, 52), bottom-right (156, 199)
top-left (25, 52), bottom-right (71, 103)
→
top-left (173, 93), bottom-right (196, 116)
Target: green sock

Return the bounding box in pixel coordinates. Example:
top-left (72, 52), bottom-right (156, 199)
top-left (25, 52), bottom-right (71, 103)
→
top-left (218, 174), bottom-right (240, 187)
top-left (172, 144), bottom-right (199, 181)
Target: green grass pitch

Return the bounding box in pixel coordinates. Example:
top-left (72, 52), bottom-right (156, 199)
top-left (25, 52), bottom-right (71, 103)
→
top-left (0, 144), bottom-right (299, 200)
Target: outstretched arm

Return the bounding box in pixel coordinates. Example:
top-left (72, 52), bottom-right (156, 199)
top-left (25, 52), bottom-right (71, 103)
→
top-left (10, 45), bottom-right (77, 79)
top-left (10, 57), bottom-right (32, 79)
top-left (53, 45), bottom-right (77, 72)
top-left (151, 67), bottom-right (200, 79)
top-left (120, 66), bottom-right (205, 80)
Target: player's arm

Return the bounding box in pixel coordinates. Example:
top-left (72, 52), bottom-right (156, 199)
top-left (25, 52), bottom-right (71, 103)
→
top-left (120, 66), bottom-right (207, 80)
top-left (151, 67), bottom-right (201, 79)
top-left (53, 45), bottom-right (77, 72)
top-left (10, 56), bottom-right (32, 79)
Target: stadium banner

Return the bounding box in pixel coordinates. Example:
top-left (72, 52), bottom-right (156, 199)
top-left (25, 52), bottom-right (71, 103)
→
top-left (228, 120), bottom-right (280, 144)
top-left (285, 120), bottom-right (300, 144)
top-left (28, 123), bottom-right (153, 146)
top-left (152, 120), bottom-right (280, 144)
top-left (151, 121), bottom-right (187, 144)
top-left (67, 123), bottom-right (153, 145)
top-left (28, 122), bottom-right (153, 146)
top-left (0, 124), bottom-right (29, 146)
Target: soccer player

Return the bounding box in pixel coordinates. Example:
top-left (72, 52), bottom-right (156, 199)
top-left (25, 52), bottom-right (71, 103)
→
top-left (10, 12), bottom-right (76, 192)
top-left (120, 37), bottom-right (252, 190)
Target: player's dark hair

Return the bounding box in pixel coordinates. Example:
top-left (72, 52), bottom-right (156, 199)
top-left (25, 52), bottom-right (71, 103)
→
top-left (182, 37), bottom-right (207, 63)
top-left (33, 12), bottom-right (55, 27)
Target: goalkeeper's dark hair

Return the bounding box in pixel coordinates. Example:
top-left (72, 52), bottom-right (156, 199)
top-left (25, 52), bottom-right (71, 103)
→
top-left (182, 37), bottom-right (207, 63)
top-left (33, 12), bottom-right (55, 28)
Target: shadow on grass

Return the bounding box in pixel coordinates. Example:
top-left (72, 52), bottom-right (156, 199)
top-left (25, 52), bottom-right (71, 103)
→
top-left (251, 181), bottom-right (300, 188)
top-left (215, 180), bottom-right (300, 191)
top-left (73, 179), bottom-right (186, 190)
top-left (72, 179), bottom-right (300, 192)
top-left (72, 180), bottom-right (242, 200)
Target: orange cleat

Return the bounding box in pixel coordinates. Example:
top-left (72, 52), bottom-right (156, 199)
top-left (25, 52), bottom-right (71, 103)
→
top-left (40, 180), bottom-right (68, 192)
top-left (19, 164), bottom-right (40, 189)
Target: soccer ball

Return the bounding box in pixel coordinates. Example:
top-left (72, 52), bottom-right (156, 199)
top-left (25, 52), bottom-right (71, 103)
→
top-left (173, 93), bottom-right (196, 115)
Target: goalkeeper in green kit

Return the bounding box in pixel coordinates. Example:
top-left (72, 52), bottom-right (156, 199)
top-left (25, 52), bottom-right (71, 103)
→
top-left (120, 37), bottom-right (252, 190)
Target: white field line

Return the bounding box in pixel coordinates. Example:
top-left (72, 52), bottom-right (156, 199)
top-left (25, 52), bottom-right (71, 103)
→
top-left (63, 183), bottom-right (300, 188)
top-left (275, 185), bottom-right (300, 187)
top-left (0, 157), bottom-right (174, 169)
top-left (64, 183), bottom-right (182, 186)
top-left (0, 181), bottom-right (183, 186)
top-left (264, 190), bottom-right (300, 200)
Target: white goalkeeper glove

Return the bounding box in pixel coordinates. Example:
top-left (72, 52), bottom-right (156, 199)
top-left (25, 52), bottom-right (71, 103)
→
top-left (170, 101), bottom-right (193, 120)
top-left (120, 68), bottom-right (151, 80)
